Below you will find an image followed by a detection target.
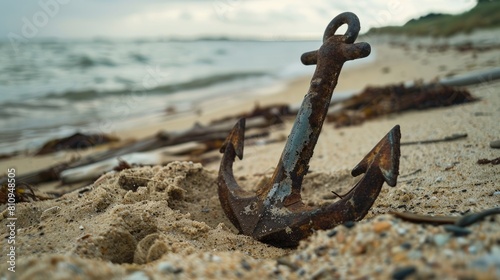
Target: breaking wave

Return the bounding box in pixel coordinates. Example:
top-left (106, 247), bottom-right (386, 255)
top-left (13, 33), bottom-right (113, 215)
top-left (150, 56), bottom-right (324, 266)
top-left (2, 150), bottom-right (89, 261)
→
top-left (42, 71), bottom-right (269, 101)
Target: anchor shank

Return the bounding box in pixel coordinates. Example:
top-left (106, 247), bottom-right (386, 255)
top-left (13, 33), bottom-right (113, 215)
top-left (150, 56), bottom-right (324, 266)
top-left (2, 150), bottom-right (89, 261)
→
top-left (267, 59), bottom-right (345, 203)
top-left (267, 39), bottom-right (370, 206)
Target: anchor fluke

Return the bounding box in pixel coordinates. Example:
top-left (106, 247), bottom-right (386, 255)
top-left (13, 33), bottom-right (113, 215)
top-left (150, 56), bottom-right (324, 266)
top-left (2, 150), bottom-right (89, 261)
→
top-left (351, 125), bottom-right (401, 187)
top-left (219, 118), bottom-right (245, 160)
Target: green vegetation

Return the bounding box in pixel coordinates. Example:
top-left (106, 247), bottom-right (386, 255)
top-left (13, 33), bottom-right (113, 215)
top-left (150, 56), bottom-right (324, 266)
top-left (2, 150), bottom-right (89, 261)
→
top-left (367, 0), bottom-right (500, 37)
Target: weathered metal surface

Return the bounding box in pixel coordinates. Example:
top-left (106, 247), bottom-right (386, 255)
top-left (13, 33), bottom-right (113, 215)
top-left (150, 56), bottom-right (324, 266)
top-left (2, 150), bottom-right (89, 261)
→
top-left (218, 12), bottom-right (401, 247)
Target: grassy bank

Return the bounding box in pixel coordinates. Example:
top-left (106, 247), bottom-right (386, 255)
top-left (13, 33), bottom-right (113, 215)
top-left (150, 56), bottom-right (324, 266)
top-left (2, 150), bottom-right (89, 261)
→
top-left (367, 0), bottom-right (500, 37)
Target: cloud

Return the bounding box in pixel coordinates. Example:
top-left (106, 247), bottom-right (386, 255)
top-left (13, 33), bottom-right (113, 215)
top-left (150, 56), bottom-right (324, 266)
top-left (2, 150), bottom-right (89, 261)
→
top-left (0, 0), bottom-right (476, 39)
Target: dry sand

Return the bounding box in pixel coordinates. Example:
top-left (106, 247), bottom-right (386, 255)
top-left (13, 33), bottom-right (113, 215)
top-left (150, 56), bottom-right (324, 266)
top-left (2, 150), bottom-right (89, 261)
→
top-left (1, 32), bottom-right (500, 279)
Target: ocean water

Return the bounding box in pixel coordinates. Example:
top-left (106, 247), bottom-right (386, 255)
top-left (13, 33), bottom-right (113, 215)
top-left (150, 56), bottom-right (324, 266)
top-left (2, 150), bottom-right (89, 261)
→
top-left (0, 38), bottom-right (371, 154)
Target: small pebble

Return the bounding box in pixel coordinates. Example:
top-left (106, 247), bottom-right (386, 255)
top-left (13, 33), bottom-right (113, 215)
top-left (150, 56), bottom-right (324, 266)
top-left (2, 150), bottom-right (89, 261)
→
top-left (443, 249), bottom-right (454, 257)
top-left (407, 250), bottom-right (422, 260)
top-left (392, 266), bottom-right (417, 280)
top-left (443, 225), bottom-right (472, 237)
top-left (456, 237), bottom-right (468, 246)
top-left (493, 191), bottom-right (500, 196)
top-left (373, 221), bottom-right (392, 233)
top-left (400, 242), bottom-right (412, 250)
top-left (434, 234), bottom-right (450, 246)
top-left (469, 245), bottom-right (478, 254)
top-left (296, 268), bottom-right (306, 276)
top-left (79, 225), bottom-right (84, 230)
top-left (343, 221), bottom-right (356, 228)
top-left (467, 198), bottom-right (477, 205)
top-left (157, 262), bottom-right (182, 274)
top-left (277, 258), bottom-right (300, 272)
top-left (314, 245), bottom-right (329, 256)
top-left (57, 262), bottom-right (83, 275)
top-left (241, 259), bottom-right (252, 271)
top-left (435, 176), bottom-right (443, 183)
top-left (490, 140), bottom-right (500, 149)
top-left (125, 271), bottom-right (150, 280)
top-left (327, 229), bottom-right (337, 237)
top-left (397, 227), bottom-right (407, 235)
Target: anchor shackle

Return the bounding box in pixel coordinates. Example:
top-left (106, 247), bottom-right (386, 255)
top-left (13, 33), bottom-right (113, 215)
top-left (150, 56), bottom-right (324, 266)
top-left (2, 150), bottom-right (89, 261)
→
top-left (301, 12), bottom-right (370, 66)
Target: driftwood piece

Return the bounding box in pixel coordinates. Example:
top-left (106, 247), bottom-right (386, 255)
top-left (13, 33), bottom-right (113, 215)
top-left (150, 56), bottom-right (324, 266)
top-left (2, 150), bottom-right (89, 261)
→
top-left (60, 143), bottom-right (202, 184)
top-left (0, 116), bottom-right (276, 187)
top-left (391, 207), bottom-right (500, 227)
top-left (62, 125), bottom-right (274, 184)
top-left (401, 133), bottom-right (468, 146)
top-left (439, 67), bottom-right (500, 87)
top-left (390, 211), bottom-right (459, 225)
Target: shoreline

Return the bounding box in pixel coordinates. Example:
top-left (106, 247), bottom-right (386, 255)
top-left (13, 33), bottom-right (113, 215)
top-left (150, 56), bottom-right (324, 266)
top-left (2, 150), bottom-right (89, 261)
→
top-left (1, 30), bottom-right (498, 157)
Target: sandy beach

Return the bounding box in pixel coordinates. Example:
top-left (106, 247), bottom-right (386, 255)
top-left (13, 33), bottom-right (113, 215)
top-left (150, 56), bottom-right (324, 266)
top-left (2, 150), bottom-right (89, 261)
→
top-left (1, 30), bottom-right (500, 279)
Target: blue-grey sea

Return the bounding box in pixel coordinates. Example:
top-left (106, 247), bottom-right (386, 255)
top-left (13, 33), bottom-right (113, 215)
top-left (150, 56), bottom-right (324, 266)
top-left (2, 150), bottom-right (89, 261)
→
top-left (0, 38), bottom-right (372, 154)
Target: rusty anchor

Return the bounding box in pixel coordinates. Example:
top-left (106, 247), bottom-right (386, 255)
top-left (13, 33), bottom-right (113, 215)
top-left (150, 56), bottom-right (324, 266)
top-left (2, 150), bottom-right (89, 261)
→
top-left (218, 12), bottom-right (401, 247)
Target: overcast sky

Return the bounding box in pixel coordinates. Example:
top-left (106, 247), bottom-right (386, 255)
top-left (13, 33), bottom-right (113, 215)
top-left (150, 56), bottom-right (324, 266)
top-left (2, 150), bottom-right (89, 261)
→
top-left (0, 0), bottom-right (476, 40)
